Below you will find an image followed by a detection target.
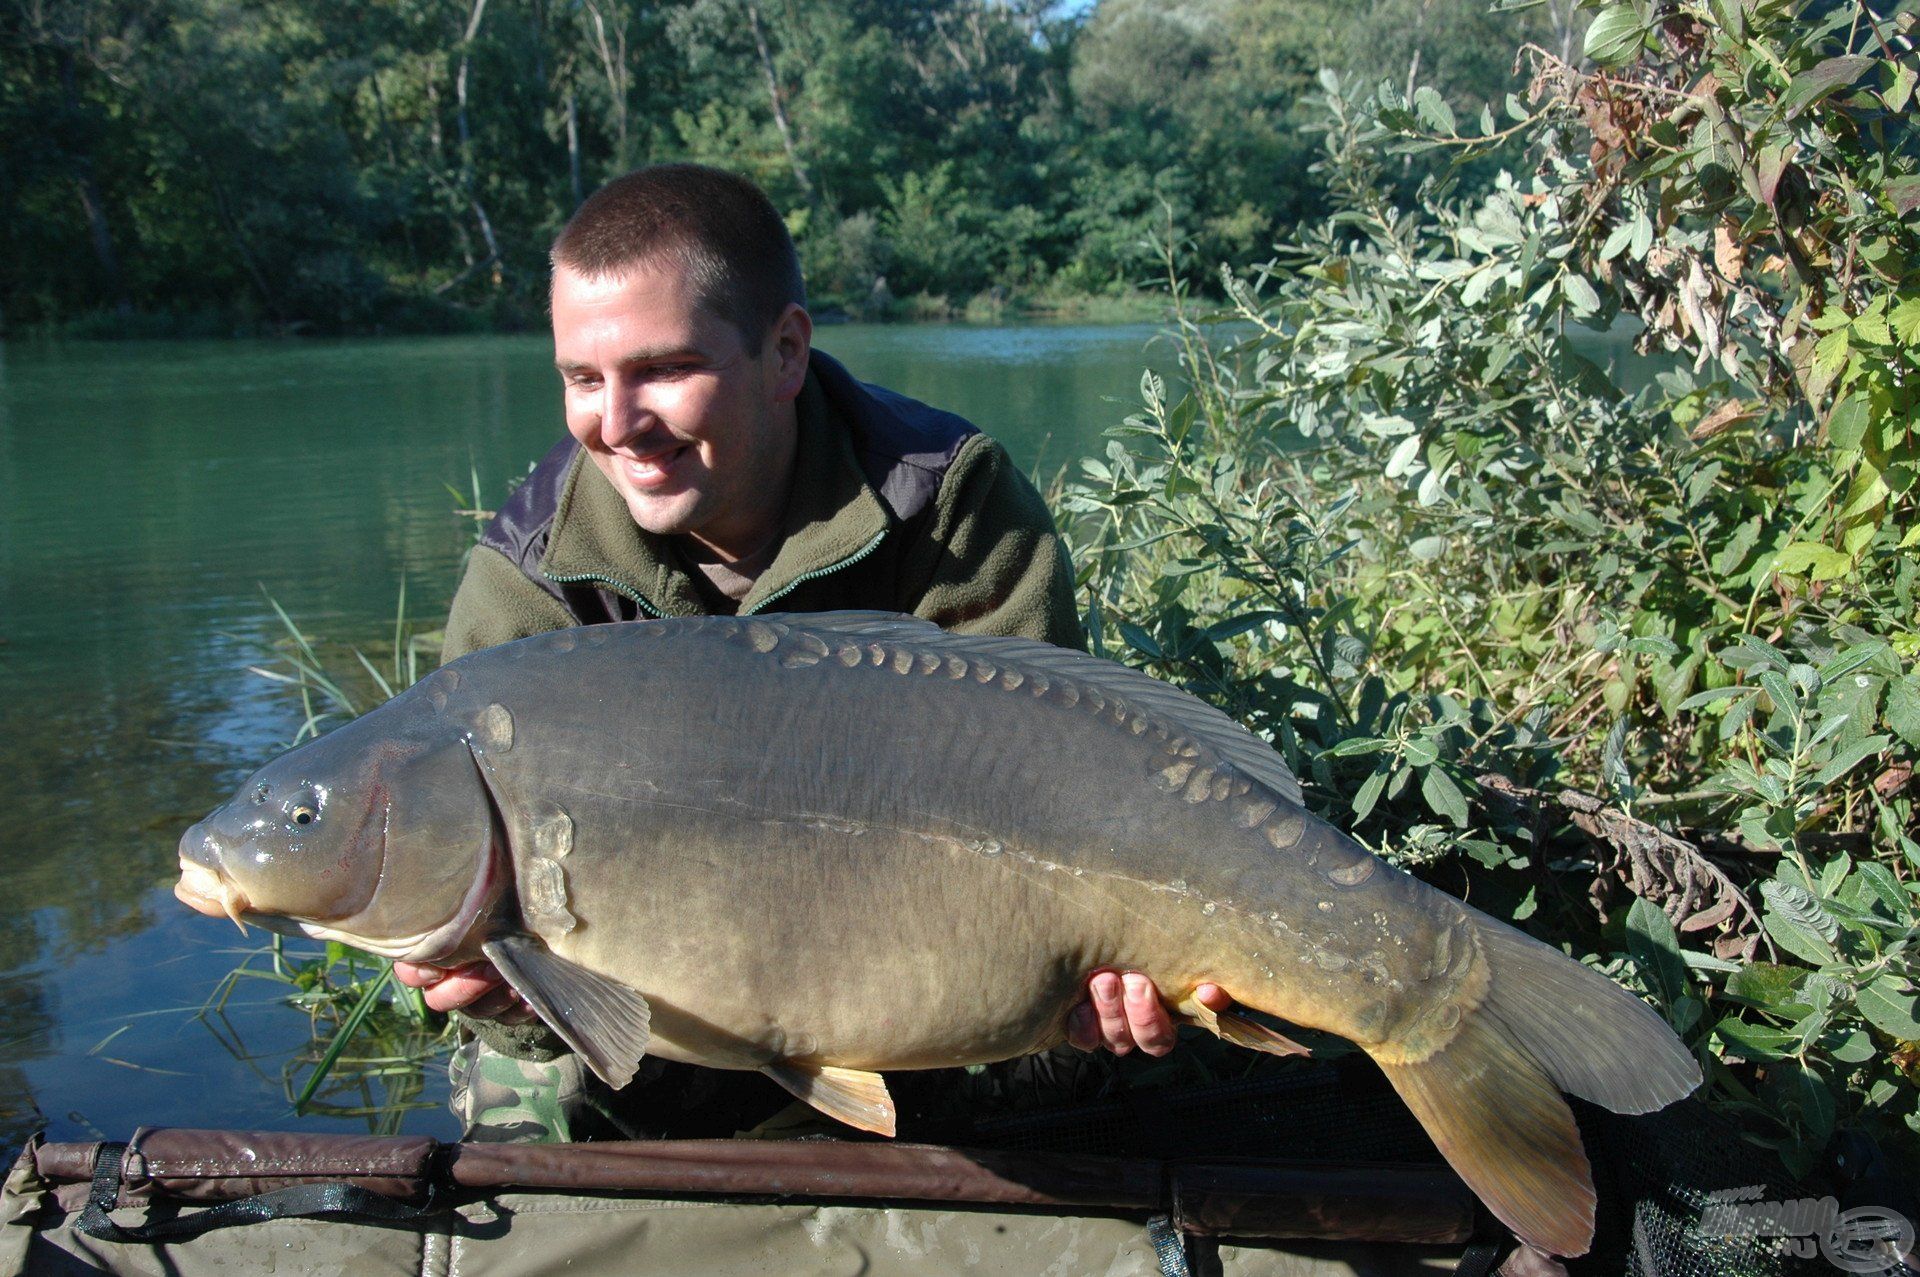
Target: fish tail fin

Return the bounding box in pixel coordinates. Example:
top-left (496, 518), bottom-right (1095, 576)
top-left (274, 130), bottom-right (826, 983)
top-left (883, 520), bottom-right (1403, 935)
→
top-left (1373, 999), bottom-right (1597, 1257)
top-left (1368, 916), bottom-right (1702, 1258)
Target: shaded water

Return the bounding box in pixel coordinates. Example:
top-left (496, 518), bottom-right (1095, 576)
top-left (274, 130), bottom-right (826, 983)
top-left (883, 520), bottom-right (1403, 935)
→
top-left (0, 323), bottom-right (1169, 1153)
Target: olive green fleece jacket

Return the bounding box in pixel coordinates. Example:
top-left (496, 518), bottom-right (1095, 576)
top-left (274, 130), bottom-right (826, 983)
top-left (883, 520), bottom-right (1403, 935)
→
top-left (442, 372), bottom-right (1082, 663)
top-left (444, 366), bottom-right (1082, 1060)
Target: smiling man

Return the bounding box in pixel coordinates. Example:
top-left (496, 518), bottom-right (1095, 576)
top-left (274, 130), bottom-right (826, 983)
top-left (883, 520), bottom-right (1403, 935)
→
top-left (404, 164), bottom-right (1224, 1143)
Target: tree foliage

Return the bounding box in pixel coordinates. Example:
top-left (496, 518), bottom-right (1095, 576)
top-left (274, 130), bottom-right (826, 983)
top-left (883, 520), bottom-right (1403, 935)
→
top-left (1063, 0), bottom-right (1918, 1179)
top-left (0, 0), bottom-right (1563, 332)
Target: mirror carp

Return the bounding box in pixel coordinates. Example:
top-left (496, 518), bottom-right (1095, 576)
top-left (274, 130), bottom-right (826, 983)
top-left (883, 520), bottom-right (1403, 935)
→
top-left (176, 612), bottom-right (1700, 1256)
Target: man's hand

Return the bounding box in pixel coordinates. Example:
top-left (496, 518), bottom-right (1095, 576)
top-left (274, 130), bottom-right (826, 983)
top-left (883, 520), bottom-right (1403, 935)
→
top-left (1066, 970), bottom-right (1229, 1057)
top-left (392, 960), bottom-right (537, 1025)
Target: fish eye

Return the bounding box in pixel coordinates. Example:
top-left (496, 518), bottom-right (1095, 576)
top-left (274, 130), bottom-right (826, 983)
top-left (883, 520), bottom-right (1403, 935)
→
top-left (290, 804), bottom-right (317, 826)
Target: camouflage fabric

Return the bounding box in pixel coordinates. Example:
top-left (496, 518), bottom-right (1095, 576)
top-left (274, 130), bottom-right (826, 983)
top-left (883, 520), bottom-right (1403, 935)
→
top-left (449, 1039), bottom-right (589, 1144)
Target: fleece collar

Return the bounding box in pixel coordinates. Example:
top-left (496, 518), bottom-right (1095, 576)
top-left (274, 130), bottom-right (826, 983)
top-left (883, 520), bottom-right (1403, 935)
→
top-left (538, 367), bottom-right (891, 616)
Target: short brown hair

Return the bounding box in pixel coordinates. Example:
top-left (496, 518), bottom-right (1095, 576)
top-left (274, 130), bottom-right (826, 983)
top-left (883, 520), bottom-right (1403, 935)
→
top-left (551, 164), bottom-right (805, 353)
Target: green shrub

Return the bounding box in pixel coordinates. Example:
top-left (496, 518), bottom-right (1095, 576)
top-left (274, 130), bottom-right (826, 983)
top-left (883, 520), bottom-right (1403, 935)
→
top-left (1061, 0), bottom-right (1918, 1179)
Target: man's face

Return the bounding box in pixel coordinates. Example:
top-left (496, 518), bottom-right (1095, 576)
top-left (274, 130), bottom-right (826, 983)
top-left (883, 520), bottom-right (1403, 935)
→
top-left (551, 260), bottom-right (809, 559)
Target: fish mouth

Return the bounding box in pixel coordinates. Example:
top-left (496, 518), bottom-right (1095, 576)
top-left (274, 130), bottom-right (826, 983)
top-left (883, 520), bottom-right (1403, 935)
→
top-left (175, 858), bottom-right (254, 934)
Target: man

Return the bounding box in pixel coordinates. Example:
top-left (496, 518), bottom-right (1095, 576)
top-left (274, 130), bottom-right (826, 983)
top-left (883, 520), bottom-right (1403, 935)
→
top-left (396, 164), bottom-right (1225, 1140)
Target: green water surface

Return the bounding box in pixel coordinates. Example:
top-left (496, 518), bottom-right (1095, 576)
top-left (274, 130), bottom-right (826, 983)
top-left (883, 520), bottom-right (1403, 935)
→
top-left (0, 323), bottom-right (1170, 1153)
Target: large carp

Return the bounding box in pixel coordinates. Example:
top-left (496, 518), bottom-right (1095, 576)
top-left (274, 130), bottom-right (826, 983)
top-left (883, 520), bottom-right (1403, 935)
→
top-left (177, 612), bottom-right (1698, 1256)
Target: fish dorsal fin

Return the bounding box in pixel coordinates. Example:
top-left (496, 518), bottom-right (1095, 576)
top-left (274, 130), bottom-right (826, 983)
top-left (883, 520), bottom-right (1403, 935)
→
top-left (748, 611), bottom-right (1303, 807)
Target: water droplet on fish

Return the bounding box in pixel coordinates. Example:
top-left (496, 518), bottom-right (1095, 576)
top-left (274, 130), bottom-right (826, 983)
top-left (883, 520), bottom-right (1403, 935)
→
top-left (477, 703), bottom-right (514, 752)
top-left (1316, 900), bottom-right (1334, 913)
top-left (1201, 902), bottom-right (1218, 916)
top-left (971, 839), bottom-right (1002, 856)
top-left (1072, 868), bottom-right (1084, 877)
top-left (546, 630), bottom-right (578, 654)
top-left (1169, 878), bottom-right (1189, 893)
top-left (1314, 950), bottom-right (1348, 972)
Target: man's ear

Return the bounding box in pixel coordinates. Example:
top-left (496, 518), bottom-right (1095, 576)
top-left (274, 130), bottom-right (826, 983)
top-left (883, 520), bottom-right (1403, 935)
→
top-left (768, 303), bottom-right (812, 402)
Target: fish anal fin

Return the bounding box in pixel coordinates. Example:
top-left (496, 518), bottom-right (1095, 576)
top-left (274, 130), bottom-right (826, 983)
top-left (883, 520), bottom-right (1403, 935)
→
top-left (1373, 1008), bottom-right (1596, 1258)
top-left (761, 1061), bottom-right (896, 1137)
top-left (1176, 993), bottom-right (1313, 1058)
top-left (482, 936), bottom-right (651, 1091)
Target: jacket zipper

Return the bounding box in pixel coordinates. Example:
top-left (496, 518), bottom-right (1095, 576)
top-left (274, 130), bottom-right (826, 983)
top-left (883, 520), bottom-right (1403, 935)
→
top-left (742, 529), bottom-right (888, 615)
top-left (540, 569), bottom-right (668, 618)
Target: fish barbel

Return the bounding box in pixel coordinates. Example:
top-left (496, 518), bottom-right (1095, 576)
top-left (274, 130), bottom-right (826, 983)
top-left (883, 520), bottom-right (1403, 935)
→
top-left (176, 612), bottom-right (1698, 1255)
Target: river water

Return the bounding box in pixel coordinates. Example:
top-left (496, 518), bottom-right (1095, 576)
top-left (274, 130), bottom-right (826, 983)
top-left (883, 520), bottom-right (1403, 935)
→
top-left (0, 323), bottom-right (1170, 1153)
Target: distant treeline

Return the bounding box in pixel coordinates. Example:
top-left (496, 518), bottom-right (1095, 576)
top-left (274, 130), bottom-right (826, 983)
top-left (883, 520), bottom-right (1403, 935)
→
top-left (1, 0), bottom-right (1582, 336)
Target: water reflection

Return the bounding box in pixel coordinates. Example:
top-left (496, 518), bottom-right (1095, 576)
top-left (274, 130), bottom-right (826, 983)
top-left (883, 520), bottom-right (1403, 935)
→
top-left (0, 325), bottom-right (1162, 1157)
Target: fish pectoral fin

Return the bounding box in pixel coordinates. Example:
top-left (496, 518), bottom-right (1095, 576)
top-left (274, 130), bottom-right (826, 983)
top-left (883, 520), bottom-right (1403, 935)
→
top-left (760, 1062), bottom-right (896, 1138)
top-left (482, 935), bottom-right (651, 1091)
top-left (1178, 995), bottom-right (1313, 1058)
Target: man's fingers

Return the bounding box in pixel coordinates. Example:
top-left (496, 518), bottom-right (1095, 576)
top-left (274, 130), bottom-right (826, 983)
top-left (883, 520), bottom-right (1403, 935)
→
top-left (1065, 1002), bottom-right (1099, 1052)
top-left (415, 962), bottom-right (508, 1015)
top-left (1121, 972), bottom-right (1176, 1056)
top-left (1088, 969), bottom-right (1132, 1056)
top-left (1195, 982), bottom-right (1231, 1014)
top-left (391, 961), bottom-right (441, 990)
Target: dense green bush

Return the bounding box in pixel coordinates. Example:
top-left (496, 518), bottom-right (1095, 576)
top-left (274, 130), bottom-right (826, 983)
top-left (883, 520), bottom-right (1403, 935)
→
top-left (1062, 0), bottom-right (1918, 1178)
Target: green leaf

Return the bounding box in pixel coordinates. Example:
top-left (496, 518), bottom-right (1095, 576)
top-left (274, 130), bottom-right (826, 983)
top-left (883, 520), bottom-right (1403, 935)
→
top-left (1561, 273), bottom-right (1602, 315)
top-left (1886, 677), bottom-right (1920, 748)
top-left (1421, 765), bottom-right (1470, 827)
top-left (1725, 962), bottom-right (1804, 1007)
top-left (1584, 5), bottom-right (1644, 66)
top-left (1856, 978), bottom-right (1920, 1040)
top-left (1117, 622), bottom-right (1162, 659)
top-left (1761, 881), bottom-right (1838, 964)
top-left (1715, 1015), bottom-right (1797, 1061)
top-left (1824, 1028), bottom-right (1874, 1063)
top-left (1351, 766), bottom-right (1389, 821)
top-left (1811, 733), bottom-right (1889, 786)
top-left (1892, 297), bottom-right (1920, 346)
top-left (1627, 898), bottom-right (1687, 1007)
top-left (1891, 177), bottom-right (1920, 217)
top-left (1680, 685), bottom-right (1757, 711)
top-left (1827, 395), bottom-right (1870, 450)
top-left (1412, 86), bottom-right (1456, 135)
top-left (1780, 55), bottom-right (1875, 119)
top-left (1771, 541), bottom-right (1853, 581)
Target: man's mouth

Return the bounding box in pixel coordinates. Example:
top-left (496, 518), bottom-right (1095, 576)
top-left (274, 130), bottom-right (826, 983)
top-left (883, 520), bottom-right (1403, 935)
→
top-left (621, 444), bottom-right (690, 490)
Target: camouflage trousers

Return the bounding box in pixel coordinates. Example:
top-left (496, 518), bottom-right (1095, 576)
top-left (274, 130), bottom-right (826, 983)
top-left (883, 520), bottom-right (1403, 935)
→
top-left (448, 1039), bottom-right (595, 1143)
top-left (448, 1039), bottom-right (797, 1143)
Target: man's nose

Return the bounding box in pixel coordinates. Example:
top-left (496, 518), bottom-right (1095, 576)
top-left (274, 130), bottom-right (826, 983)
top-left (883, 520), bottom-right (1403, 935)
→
top-left (599, 379), bottom-right (654, 449)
